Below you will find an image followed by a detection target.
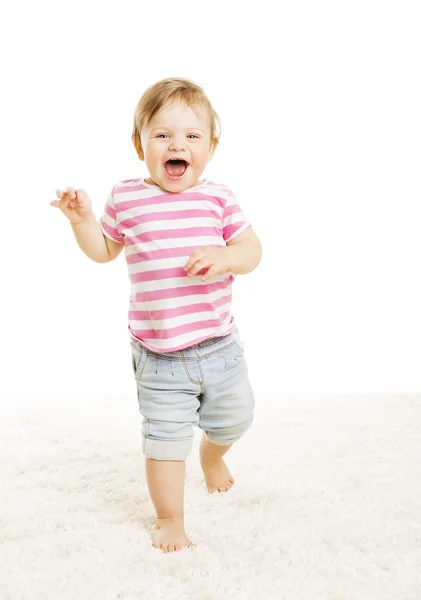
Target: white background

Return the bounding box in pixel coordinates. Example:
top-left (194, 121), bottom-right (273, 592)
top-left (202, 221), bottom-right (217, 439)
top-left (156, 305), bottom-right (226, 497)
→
top-left (1, 0), bottom-right (420, 400)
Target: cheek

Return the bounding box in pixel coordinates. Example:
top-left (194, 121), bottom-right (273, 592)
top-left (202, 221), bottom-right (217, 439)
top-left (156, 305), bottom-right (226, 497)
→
top-left (145, 144), bottom-right (163, 165)
top-left (193, 144), bottom-right (211, 163)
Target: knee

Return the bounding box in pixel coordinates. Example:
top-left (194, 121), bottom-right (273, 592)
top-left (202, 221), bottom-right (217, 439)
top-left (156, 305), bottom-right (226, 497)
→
top-left (203, 413), bottom-right (254, 446)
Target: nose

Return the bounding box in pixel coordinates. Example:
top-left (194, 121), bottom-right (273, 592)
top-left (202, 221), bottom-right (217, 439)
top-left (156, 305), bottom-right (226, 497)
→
top-left (168, 134), bottom-right (186, 153)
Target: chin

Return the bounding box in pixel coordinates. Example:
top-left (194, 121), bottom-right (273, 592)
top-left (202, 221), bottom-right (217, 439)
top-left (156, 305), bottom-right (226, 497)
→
top-left (162, 179), bottom-right (188, 191)
top-left (161, 172), bottom-right (194, 191)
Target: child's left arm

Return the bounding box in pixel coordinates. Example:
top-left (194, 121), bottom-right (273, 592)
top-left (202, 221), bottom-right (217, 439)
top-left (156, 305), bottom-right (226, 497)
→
top-left (225, 227), bottom-right (262, 274)
top-left (184, 227), bottom-right (262, 281)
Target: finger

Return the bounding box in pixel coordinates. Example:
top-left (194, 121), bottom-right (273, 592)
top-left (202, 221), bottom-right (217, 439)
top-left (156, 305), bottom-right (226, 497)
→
top-left (54, 194), bottom-right (72, 211)
top-left (187, 259), bottom-right (209, 276)
top-left (55, 188), bottom-right (72, 201)
top-left (52, 188), bottom-right (71, 209)
top-left (202, 265), bottom-right (219, 281)
top-left (75, 189), bottom-right (85, 207)
top-left (184, 258), bottom-right (197, 272)
top-left (66, 186), bottom-right (76, 199)
top-left (184, 250), bottom-right (204, 271)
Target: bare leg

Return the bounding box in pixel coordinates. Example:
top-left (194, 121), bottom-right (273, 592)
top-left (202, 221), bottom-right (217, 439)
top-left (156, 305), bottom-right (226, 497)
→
top-left (199, 432), bottom-right (235, 494)
top-left (145, 457), bottom-right (195, 553)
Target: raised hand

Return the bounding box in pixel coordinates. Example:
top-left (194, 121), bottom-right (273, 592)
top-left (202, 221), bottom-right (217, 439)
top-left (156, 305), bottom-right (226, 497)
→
top-left (50, 186), bottom-right (93, 224)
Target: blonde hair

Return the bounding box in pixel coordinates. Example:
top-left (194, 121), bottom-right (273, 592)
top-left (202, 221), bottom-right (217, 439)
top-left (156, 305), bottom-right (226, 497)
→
top-left (131, 77), bottom-right (221, 161)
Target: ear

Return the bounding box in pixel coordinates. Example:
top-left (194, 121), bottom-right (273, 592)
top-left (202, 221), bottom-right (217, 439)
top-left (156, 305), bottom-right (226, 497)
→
top-left (207, 137), bottom-right (218, 163)
top-left (132, 129), bottom-right (145, 161)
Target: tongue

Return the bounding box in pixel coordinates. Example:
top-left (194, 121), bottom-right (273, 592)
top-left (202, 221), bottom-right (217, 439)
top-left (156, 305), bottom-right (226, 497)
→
top-left (166, 161), bottom-right (187, 177)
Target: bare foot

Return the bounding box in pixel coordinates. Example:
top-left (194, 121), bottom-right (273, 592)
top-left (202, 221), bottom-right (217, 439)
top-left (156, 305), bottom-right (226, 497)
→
top-left (152, 517), bottom-right (196, 553)
top-left (201, 459), bottom-right (235, 494)
top-left (200, 433), bottom-right (235, 494)
top-left (200, 457), bottom-right (235, 494)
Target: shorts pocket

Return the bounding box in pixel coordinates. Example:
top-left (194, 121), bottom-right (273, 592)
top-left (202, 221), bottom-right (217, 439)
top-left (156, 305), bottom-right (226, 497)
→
top-left (233, 338), bottom-right (245, 354)
top-left (131, 343), bottom-right (147, 382)
top-left (222, 342), bottom-right (246, 371)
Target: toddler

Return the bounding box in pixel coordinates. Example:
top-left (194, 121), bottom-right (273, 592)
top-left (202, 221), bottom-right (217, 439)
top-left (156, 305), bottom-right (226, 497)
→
top-left (50, 77), bottom-right (262, 553)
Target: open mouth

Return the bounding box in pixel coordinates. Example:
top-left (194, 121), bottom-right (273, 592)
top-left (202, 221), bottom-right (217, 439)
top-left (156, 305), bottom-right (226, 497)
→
top-left (164, 159), bottom-right (189, 179)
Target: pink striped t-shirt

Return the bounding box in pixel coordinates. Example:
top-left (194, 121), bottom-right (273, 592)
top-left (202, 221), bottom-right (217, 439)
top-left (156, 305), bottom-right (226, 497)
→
top-left (100, 177), bottom-right (251, 353)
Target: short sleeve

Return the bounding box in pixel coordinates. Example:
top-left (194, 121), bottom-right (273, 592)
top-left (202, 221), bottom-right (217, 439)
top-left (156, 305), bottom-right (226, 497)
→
top-left (100, 185), bottom-right (125, 244)
top-left (222, 187), bottom-right (251, 243)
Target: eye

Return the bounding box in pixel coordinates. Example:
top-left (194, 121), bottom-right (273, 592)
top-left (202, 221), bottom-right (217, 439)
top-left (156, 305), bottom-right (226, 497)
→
top-left (157, 133), bottom-right (169, 138)
top-left (187, 134), bottom-right (200, 139)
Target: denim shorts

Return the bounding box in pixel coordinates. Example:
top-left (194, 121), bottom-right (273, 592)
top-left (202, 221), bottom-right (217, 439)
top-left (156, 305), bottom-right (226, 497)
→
top-left (129, 330), bottom-right (255, 461)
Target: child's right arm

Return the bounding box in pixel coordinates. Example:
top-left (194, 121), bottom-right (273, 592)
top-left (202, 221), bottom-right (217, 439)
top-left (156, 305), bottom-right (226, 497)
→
top-left (50, 186), bottom-right (124, 263)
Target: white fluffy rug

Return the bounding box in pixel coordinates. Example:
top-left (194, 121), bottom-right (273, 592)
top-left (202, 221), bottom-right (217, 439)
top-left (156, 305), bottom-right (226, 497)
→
top-left (1, 392), bottom-right (420, 599)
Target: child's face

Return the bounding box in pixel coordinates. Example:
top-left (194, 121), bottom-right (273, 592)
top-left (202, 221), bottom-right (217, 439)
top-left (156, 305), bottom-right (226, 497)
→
top-left (140, 100), bottom-right (214, 192)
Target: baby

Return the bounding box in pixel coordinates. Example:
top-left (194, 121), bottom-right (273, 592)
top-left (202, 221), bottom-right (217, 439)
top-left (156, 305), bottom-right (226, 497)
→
top-left (50, 77), bottom-right (262, 553)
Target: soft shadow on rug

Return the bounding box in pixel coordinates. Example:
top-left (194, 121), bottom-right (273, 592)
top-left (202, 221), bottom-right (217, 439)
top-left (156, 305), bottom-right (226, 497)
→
top-left (0, 392), bottom-right (420, 599)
